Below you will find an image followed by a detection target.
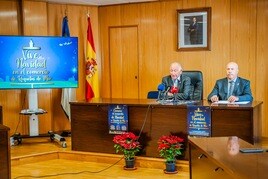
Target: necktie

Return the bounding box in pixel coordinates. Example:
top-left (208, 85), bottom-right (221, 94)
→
top-left (173, 79), bottom-right (178, 87)
top-left (227, 81), bottom-right (234, 98)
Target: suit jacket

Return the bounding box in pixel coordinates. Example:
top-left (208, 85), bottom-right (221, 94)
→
top-left (207, 77), bottom-right (253, 102)
top-left (188, 22), bottom-right (198, 35)
top-left (162, 74), bottom-right (191, 100)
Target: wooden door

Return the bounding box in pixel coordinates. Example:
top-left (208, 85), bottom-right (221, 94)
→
top-left (109, 26), bottom-right (139, 98)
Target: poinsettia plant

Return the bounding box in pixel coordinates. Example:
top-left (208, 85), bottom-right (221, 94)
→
top-left (157, 135), bottom-right (184, 163)
top-left (113, 132), bottom-right (141, 160)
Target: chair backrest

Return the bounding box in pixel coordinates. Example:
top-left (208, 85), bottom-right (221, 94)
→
top-left (147, 91), bottom-right (159, 99)
top-left (182, 71), bottom-right (203, 100)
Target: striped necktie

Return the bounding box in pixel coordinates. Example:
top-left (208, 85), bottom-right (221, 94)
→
top-left (227, 81), bottom-right (234, 98)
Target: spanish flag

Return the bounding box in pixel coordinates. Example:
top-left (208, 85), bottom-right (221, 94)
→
top-left (85, 16), bottom-right (99, 100)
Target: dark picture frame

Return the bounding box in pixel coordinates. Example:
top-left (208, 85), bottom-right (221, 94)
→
top-left (177, 7), bottom-right (211, 51)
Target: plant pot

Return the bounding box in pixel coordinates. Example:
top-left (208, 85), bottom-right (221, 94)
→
top-left (124, 158), bottom-right (136, 170)
top-left (164, 161), bottom-right (178, 174)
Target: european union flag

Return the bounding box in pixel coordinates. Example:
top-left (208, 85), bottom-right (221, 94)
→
top-left (61, 15), bottom-right (75, 120)
top-left (62, 16), bottom-right (70, 37)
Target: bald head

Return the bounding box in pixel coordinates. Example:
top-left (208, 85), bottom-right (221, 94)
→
top-left (227, 136), bottom-right (240, 155)
top-left (226, 62), bottom-right (239, 80)
top-left (170, 62), bottom-right (182, 80)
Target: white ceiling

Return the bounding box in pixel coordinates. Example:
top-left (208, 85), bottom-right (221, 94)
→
top-left (46, 0), bottom-right (158, 6)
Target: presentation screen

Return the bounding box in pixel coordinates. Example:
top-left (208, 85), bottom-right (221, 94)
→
top-left (0, 35), bottom-right (78, 89)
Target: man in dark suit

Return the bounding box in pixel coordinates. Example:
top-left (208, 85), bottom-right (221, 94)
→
top-left (187, 17), bottom-right (198, 44)
top-left (208, 62), bottom-right (253, 102)
top-left (161, 62), bottom-right (191, 100)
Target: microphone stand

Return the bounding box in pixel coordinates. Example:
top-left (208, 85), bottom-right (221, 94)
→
top-left (173, 92), bottom-right (178, 104)
top-left (156, 84), bottom-right (166, 103)
top-left (163, 87), bottom-right (170, 102)
top-left (170, 86), bottom-right (178, 104)
top-left (157, 90), bottom-right (164, 102)
top-left (173, 93), bottom-right (177, 102)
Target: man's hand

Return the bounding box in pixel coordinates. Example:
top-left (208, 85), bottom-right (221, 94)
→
top-left (210, 95), bottom-right (219, 102)
top-left (167, 92), bottom-right (173, 97)
top-left (228, 96), bottom-right (239, 103)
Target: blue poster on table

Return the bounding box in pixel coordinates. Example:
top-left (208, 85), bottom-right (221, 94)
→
top-left (108, 104), bottom-right (128, 134)
top-left (187, 106), bottom-right (211, 137)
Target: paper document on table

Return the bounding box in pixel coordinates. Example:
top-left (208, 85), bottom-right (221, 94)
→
top-left (214, 101), bottom-right (250, 104)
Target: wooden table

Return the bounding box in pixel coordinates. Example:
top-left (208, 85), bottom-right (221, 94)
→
top-left (188, 136), bottom-right (268, 179)
top-left (0, 124), bottom-right (11, 179)
top-left (70, 99), bottom-right (262, 158)
top-left (0, 106), bottom-right (2, 124)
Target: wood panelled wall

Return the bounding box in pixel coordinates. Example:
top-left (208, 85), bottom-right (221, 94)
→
top-left (0, 0), bottom-right (267, 136)
top-left (99, 0), bottom-right (268, 136)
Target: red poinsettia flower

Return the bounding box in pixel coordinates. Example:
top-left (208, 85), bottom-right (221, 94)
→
top-left (113, 132), bottom-right (141, 160)
top-left (157, 135), bottom-right (184, 162)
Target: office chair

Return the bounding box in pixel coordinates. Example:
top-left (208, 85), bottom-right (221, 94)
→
top-left (147, 91), bottom-right (159, 99)
top-left (182, 71), bottom-right (203, 100)
top-left (147, 71), bottom-right (203, 100)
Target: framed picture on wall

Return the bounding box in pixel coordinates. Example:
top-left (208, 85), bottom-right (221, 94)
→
top-left (177, 7), bottom-right (211, 51)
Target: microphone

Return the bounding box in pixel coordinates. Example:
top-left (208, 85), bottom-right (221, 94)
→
top-left (158, 83), bottom-right (165, 91)
top-left (163, 86), bottom-right (171, 100)
top-left (170, 86), bottom-right (178, 94)
top-left (157, 83), bottom-right (165, 100)
top-left (170, 86), bottom-right (178, 101)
